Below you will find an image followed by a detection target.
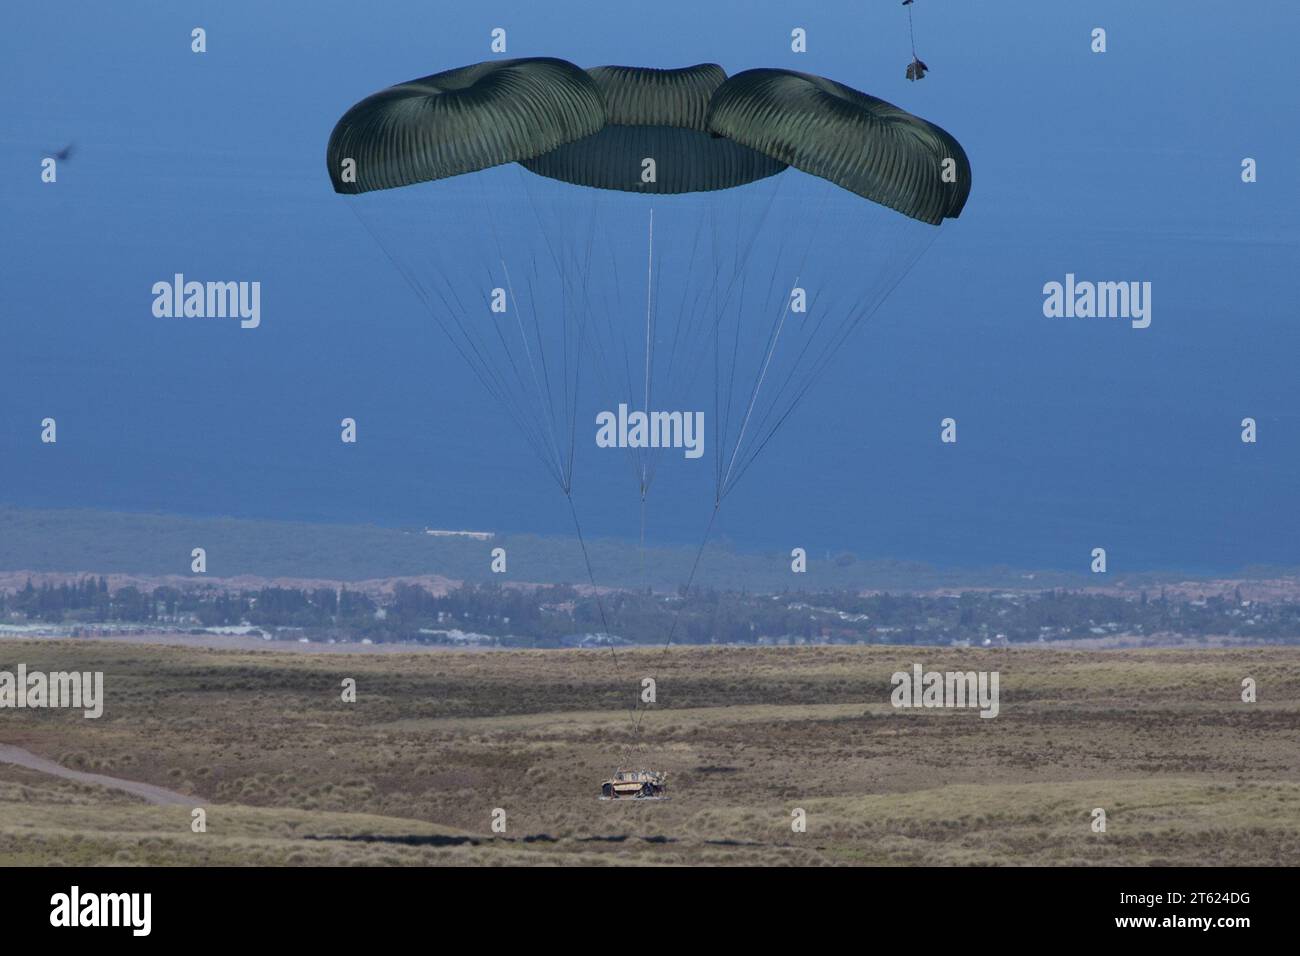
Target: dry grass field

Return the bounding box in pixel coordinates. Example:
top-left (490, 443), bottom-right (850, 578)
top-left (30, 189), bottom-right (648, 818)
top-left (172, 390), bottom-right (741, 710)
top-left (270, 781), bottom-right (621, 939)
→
top-left (2, 639), bottom-right (1299, 865)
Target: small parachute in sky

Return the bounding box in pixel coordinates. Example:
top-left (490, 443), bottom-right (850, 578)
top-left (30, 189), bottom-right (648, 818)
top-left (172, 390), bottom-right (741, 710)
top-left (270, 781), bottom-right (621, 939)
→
top-left (903, 0), bottom-right (927, 81)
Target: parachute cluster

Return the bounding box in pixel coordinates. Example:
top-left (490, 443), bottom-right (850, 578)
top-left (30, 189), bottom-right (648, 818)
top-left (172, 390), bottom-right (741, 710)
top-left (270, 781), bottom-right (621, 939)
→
top-left (327, 58), bottom-right (969, 225)
top-left (328, 58), bottom-right (970, 760)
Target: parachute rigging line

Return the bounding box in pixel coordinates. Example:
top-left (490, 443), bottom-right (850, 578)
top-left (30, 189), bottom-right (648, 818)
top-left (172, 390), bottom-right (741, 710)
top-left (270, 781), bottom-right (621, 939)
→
top-left (347, 204), bottom-right (566, 488)
top-left (723, 222), bottom-right (941, 496)
top-left (355, 198), bottom-right (632, 739)
top-left (629, 193), bottom-right (943, 743)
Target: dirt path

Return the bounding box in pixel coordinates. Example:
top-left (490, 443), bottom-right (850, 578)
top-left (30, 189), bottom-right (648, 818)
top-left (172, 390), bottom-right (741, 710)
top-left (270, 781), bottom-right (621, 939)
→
top-left (0, 744), bottom-right (197, 806)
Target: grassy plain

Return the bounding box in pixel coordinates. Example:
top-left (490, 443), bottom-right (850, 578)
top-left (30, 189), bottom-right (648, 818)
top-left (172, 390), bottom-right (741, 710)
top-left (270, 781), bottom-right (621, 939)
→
top-left (2, 640), bottom-right (1298, 865)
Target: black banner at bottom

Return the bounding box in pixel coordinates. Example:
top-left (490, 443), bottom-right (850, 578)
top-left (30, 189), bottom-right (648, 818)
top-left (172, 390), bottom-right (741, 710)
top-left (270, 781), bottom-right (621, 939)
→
top-left (4, 865), bottom-right (1281, 941)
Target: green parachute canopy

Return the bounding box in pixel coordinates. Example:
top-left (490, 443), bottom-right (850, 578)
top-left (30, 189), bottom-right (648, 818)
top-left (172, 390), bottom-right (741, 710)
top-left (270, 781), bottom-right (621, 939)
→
top-left (705, 68), bottom-right (970, 224)
top-left (326, 57), bottom-right (604, 194)
top-left (327, 58), bottom-right (970, 223)
top-left (585, 63), bottom-right (726, 128)
top-left (519, 64), bottom-right (787, 194)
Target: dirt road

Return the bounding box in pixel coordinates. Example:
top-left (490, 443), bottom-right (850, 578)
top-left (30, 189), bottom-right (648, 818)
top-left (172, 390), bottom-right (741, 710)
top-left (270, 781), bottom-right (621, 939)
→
top-left (0, 744), bottom-right (196, 806)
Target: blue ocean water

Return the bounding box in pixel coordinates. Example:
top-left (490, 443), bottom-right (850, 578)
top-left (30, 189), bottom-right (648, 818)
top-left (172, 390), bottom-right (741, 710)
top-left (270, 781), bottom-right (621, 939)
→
top-left (1, 1), bottom-right (1297, 573)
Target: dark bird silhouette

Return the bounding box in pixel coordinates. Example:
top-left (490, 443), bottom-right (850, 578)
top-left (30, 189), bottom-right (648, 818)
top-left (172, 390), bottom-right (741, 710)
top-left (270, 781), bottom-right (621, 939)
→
top-left (47, 143), bottom-right (75, 161)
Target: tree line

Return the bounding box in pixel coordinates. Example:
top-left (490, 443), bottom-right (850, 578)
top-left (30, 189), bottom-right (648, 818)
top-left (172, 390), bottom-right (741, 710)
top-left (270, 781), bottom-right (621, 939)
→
top-left (3, 578), bottom-right (1298, 646)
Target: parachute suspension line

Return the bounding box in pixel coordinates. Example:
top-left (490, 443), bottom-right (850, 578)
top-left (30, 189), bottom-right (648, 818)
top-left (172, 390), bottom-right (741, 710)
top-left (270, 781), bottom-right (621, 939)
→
top-left (724, 224), bottom-right (943, 495)
top-left (710, 200), bottom-right (857, 491)
top-left (598, 223), bottom-right (652, 497)
top-left (522, 252), bottom-right (575, 483)
top-left (516, 168), bottom-right (581, 466)
top-left (605, 224), bottom-right (648, 490)
top-left (481, 174), bottom-right (572, 491)
top-left (712, 220), bottom-right (852, 487)
top-left (501, 180), bottom-right (649, 746)
top-left (642, 207), bottom-right (654, 501)
top-left (563, 492), bottom-right (643, 762)
top-left (638, 493), bottom-right (647, 589)
top-left (642, 209), bottom-right (708, 498)
top-left (500, 259), bottom-right (570, 491)
top-left (631, 499), bottom-right (721, 737)
top-left (637, 206), bottom-right (656, 591)
top-left (472, 262), bottom-right (562, 483)
top-left (512, 169), bottom-right (617, 496)
top-left (712, 180), bottom-right (769, 502)
top-left (519, 170), bottom-right (649, 498)
top-left (729, 199), bottom-right (863, 442)
top-left (606, 209), bottom-right (933, 715)
top-left (908, 2), bottom-right (918, 59)
top-left (625, 299), bottom-right (728, 740)
top-left (564, 195), bottom-right (598, 482)
top-left (698, 177), bottom-right (788, 501)
top-left (720, 273), bottom-right (798, 497)
top-left (716, 195), bottom-right (748, 467)
top-left (480, 175), bottom-right (643, 754)
top-left (564, 495), bottom-right (613, 647)
top-left (718, 267), bottom-right (746, 497)
top-left (534, 185), bottom-right (639, 495)
top-left (711, 200), bottom-right (724, 502)
top-left (419, 184), bottom-right (567, 490)
top-left (717, 182), bottom-right (835, 501)
top-left (412, 187), bottom-right (567, 484)
top-left (506, 178), bottom-right (642, 748)
top-left (565, 195), bottom-right (603, 491)
top-left (632, 189), bottom-right (875, 739)
top-left (505, 177), bottom-right (587, 492)
top-left (349, 203), bottom-right (564, 489)
top-left (604, 225), bottom-right (655, 495)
